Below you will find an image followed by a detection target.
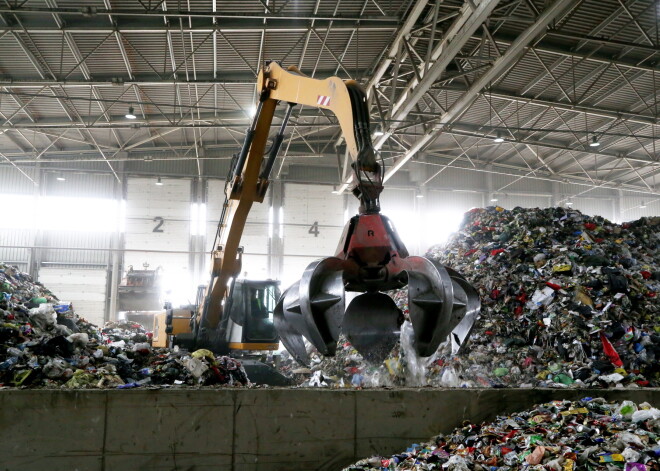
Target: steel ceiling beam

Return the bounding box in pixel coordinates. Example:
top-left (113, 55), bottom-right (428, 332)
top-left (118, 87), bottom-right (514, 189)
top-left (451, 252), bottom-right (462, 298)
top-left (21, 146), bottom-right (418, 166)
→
top-left (0, 6), bottom-right (399, 23)
top-left (0, 23), bottom-right (396, 33)
top-left (375, 0), bottom-right (502, 149)
top-left (440, 128), bottom-right (660, 167)
top-left (0, 7), bottom-right (399, 22)
top-left (418, 156), bottom-right (659, 196)
top-left (377, 0), bottom-right (577, 184)
top-left (364, 0), bottom-right (429, 95)
top-left (0, 70), bottom-right (372, 87)
top-left (517, 0), bottom-right (652, 96)
top-left (487, 90), bottom-right (658, 127)
top-left (2, 88), bottom-right (653, 131)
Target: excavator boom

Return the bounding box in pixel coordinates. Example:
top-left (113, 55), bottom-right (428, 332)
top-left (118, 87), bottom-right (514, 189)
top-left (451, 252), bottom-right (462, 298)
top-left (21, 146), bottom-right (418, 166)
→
top-left (196, 61), bottom-right (480, 365)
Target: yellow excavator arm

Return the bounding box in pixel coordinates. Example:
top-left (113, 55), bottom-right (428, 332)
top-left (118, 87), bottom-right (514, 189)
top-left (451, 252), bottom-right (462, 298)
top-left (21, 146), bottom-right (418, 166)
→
top-left (194, 61), bottom-right (479, 365)
top-left (200, 62), bottom-right (378, 333)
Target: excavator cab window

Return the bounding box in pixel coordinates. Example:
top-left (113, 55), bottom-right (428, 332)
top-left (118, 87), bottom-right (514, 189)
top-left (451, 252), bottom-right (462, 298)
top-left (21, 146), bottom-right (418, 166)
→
top-left (243, 284), bottom-right (278, 343)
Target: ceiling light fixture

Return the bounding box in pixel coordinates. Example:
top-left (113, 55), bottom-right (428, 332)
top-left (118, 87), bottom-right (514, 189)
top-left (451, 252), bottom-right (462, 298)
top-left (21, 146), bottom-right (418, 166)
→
top-left (640, 201), bottom-right (647, 209)
top-left (589, 135), bottom-right (600, 147)
top-left (415, 189), bottom-right (424, 198)
top-left (566, 201), bottom-right (573, 206)
top-left (490, 198), bottom-right (498, 202)
top-left (56, 175), bottom-right (66, 182)
top-left (331, 185), bottom-right (339, 195)
top-left (373, 124), bottom-right (384, 137)
top-left (155, 176), bottom-right (164, 186)
top-left (493, 131), bottom-right (504, 143)
top-left (125, 106), bottom-right (137, 120)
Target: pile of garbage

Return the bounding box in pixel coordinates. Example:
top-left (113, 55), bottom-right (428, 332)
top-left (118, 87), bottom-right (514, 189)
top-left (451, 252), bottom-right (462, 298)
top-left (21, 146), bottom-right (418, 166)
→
top-left (344, 398), bottom-right (660, 470)
top-left (0, 264), bottom-right (249, 388)
top-left (277, 337), bottom-right (405, 388)
top-left (292, 207), bottom-right (659, 389)
top-left (422, 207), bottom-right (659, 388)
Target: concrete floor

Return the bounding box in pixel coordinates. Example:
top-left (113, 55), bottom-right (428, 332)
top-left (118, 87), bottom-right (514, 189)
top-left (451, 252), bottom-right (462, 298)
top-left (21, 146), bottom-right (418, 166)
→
top-left (1, 388), bottom-right (658, 471)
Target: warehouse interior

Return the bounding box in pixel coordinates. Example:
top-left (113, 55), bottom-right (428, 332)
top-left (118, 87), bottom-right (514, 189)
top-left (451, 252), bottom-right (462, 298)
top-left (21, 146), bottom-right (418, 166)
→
top-left (0, 0), bottom-right (658, 470)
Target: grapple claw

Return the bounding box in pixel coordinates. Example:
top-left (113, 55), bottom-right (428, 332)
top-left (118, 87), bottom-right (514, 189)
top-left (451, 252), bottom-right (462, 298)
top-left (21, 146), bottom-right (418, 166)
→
top-left (443, 266), bottom-right (480, 354)
top-left (274, 211), bottom-right (480, 364)
top-left (273, 282), bottom-right (310, 366)
top-left (343, 292), bottom-right (401, 363)
top-left (404, 256), bottom-right (456, 357)
top-left (298, 258), bottom-right (345, 355)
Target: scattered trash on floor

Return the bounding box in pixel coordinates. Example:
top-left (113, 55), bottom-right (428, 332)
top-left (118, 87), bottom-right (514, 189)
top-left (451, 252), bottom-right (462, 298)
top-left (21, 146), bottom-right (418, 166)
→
top-left (0, 263), bottom-right (249, 389)
top-left (343, 398), bottom-right (660, 470)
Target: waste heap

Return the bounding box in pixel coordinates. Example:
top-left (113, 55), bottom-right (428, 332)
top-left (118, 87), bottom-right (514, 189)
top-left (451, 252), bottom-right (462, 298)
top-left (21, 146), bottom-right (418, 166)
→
top-left (277, 336), bottom-right (405, 388)
top-left (423, 207), bottom-right (659, 388)
top-left (291, 207), bottom-right (659, 389)
top-left (0, 263), bottom-right (249, 388)
top-left (344, 398), bottom-right (660, 470)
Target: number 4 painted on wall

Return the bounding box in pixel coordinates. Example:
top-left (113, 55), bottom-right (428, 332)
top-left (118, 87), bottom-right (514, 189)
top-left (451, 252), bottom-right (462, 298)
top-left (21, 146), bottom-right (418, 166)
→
top-left (308, 221), bottom-right (320, 237)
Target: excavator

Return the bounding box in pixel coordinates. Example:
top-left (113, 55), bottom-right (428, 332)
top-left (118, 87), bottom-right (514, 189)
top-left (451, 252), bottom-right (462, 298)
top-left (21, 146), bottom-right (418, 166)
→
top-left (159, 61), bottom-right (480, 381)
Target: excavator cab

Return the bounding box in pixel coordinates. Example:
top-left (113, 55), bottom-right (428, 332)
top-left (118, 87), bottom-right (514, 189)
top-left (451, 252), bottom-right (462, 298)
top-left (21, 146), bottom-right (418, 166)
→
top-left (225, 279), bottom-right (280, 350)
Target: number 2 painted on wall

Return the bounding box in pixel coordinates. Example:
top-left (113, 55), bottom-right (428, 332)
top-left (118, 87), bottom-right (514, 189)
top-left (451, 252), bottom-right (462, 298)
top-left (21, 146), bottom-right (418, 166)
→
top-left (152, 217), bottom-right (165, 233)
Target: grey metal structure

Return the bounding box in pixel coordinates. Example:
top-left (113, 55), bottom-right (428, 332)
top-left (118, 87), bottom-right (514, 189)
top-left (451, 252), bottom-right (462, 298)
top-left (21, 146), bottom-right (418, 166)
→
top-left (0, 0), bottom-right (657, 205)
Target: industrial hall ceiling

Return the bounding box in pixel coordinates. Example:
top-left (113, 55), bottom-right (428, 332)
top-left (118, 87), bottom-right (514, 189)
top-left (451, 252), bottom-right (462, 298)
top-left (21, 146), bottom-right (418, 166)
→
top-left (0, 0), bottom-right (657, 198)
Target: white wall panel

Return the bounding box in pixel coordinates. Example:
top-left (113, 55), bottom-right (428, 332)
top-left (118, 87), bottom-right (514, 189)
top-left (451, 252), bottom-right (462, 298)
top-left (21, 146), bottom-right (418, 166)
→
top-left (206, 179), bottom-right (227, 217)
top-left (498, 195), bottom-right (551, 210)
top-left (281, 256), bottom-right (318, 292)
top-left (124, 177), bottom-right (190, 271)
top-left (124, 178), bottom-right (190, 297)
top-left (281, 183), bottom-right (344, 285)
top-left (379, 188), bottom-right (415, 214)
top-left (240, 254), bottom-right (269, 280)
top-left (621, 197), bottom-right (659, 222)
top-left (39, 268), bottom-right (107, 326)
top-left (0, 229), bottom-right (32, 265)
top-left (571, 198), bottom-right (615, 221)
top-left (283, 183), bottom-right (344, 257)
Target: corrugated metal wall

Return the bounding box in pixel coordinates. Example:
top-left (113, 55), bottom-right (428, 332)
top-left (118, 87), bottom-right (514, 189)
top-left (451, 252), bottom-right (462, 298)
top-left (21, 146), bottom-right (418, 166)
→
top-left (571, 198), bottom-right (615, 221)
top-left (430, 167), bottom-right (487, 192)
top-left (40, 232), bottom-right (111, 268)
top-left (498, 195), bottom-right (552, 210)
top-left (39, 267), bottom-right (107, 326)
top-left (124, 176), bottom-right (191, 278)
top-left (491, 174), bottom-right (553, 195)
top-left (43, 172), bottom-right (116, 198)
top-left (0, 229), bottom-right (32, 270)
top-left (620, 194), bottom-right (659, 222)
top-left (0, 166), bottom-right (38, 194)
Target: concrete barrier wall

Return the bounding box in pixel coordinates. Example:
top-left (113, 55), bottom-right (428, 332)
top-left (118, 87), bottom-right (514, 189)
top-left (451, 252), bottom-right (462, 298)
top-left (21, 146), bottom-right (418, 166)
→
top-left (1, 388), bottom-right (658, 471)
